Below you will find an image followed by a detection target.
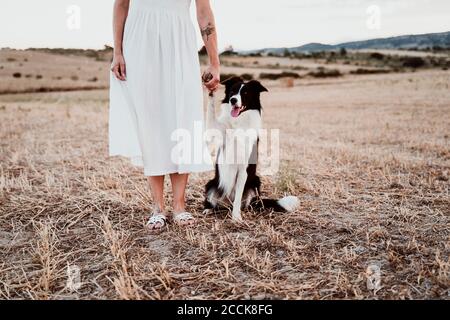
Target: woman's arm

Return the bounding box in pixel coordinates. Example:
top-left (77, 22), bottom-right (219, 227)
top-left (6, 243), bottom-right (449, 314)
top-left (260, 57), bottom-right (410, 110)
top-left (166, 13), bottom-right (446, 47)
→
top-left (111, 0), bottom-right (130, 81)
top-left (196, 0), bottom-right (220, 92)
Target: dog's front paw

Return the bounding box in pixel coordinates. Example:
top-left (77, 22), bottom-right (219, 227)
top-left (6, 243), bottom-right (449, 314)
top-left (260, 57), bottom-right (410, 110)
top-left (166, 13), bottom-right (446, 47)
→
top-left (202, 209), bottom-right (213, 215)
top-left (231, 211), bottom-right (243, 223)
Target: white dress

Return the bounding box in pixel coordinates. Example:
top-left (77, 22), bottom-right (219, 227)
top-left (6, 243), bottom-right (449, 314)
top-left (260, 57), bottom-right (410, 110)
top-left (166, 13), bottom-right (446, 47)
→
top-left (109, 0), bottom-right (213, 176)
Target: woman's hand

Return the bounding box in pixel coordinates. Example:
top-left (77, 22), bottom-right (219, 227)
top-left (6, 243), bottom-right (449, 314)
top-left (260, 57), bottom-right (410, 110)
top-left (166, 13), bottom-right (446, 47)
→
top-left (202, 65), bottom-right (220, 92)
top-left (111, 53), bottom-right (127, 81)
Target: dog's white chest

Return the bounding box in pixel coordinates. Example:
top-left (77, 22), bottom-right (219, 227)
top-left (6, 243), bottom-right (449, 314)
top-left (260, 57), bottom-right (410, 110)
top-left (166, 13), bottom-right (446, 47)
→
top-left (217, 163), bottom-right (239, 199)
top-left (214, 106), bottom-right (262, 199)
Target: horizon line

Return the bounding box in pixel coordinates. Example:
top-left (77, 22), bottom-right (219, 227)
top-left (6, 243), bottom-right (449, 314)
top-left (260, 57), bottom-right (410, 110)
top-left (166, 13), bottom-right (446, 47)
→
top-left (1, 30), bottom-right (449, 52)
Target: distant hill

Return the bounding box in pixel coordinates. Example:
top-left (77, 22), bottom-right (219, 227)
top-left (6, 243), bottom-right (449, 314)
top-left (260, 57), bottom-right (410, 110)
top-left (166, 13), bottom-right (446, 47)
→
top-left (241, 31), bottom-right (450, 55)
top-left (26, 45), bottom-right (113, 61)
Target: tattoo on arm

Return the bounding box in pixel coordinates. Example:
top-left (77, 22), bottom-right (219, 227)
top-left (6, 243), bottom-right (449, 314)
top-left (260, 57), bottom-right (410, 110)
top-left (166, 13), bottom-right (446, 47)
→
top-left (201, 22), bottom-right (215, 41)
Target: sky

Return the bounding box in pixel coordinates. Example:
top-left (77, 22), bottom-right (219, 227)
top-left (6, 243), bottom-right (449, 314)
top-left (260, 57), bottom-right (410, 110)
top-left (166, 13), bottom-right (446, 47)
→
top-left (1, 0), bottom-right (449, 51)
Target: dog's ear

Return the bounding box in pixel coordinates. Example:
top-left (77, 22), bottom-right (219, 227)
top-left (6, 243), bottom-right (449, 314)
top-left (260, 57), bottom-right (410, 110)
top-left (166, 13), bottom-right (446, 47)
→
top-left (246, 80), bottom-right (268, 93)
top-left (221, 76), bottom-right (244, 89)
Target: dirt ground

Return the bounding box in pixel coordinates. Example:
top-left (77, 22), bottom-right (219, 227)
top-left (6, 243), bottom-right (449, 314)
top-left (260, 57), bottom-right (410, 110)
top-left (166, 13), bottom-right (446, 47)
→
top-left (0, 50), bottom-right (449, 299)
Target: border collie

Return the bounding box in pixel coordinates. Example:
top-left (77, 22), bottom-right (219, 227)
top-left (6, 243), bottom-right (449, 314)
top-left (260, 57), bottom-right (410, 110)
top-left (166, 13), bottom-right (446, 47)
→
top-left (204, 77), bottom-right (299, 222)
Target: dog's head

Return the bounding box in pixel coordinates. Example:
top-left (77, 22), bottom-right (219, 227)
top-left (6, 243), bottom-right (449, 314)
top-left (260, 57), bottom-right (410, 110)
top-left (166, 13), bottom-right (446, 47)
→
top-left (221, 77), bottom-right (268, 118)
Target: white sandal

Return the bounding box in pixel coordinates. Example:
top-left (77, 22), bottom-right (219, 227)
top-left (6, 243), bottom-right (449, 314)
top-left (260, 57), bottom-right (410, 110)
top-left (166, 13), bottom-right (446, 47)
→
top-left (146, 213), bottom-right (168, 231)
top-left (173, 212), bottom-right (195, 226)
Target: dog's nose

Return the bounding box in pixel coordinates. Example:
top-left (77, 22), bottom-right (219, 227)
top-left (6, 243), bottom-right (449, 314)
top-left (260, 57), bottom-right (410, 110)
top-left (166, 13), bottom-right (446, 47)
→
top-left (230, 98), bottom-right (238, 105)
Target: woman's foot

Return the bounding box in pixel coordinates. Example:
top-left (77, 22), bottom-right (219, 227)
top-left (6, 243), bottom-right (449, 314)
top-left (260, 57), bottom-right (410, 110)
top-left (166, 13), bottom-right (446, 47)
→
top-left (146, 212), bottom-right (168, 232)
top-left (173, 211), bottom-right (196, 227)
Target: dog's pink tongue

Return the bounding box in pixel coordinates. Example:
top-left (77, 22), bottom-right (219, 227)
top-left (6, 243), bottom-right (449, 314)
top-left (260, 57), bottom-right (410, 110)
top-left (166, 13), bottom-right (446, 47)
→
top-left (231, 107), bottom-right (240, 118)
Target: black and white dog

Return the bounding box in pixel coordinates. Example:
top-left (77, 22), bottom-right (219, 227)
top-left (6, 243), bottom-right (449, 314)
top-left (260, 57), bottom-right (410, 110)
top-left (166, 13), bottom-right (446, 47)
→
top-left (204, 77), bottom-right (299, 221)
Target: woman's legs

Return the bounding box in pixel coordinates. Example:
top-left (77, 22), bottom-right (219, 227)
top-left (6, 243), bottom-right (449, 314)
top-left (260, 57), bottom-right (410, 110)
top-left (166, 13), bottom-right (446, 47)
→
top-left (147, 176), bottom-right (166, 229)
top-left (169, 173), bottom-right (194, 226)
top-left (147, 173), bottom-right (193, 228)
top-left (169, 173), bottom-right (188, 213)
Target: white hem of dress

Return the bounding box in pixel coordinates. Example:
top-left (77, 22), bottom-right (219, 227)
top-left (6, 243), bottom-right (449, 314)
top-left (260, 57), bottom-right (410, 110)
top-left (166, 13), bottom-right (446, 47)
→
top-left (109, 154), bottom-right (214, 177)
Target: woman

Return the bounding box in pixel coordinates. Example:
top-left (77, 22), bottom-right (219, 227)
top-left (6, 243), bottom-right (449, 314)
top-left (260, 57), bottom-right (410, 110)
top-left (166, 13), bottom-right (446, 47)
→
top-left (109, 0), bottom-right (220, 231)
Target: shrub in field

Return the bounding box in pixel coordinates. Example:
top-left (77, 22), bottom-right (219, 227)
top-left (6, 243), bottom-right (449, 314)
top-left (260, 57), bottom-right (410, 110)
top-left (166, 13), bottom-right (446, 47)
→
top-left (71, 75), bottom-right (79, 81)
top-left (231, 62), bottom-right (244, 67)
top-left (282, 49), bottom-right (291, 58)
top-left (220, 73), bottom-right (253, 82)
top-left (392, 67), bottom-right (405, 73)
top-left (370, 52), bottom-right (385, 60)
top-left (310, 51), bottom-right (327, 59)
top-left (7, 57), bottom-right (16, 62)
top-left (260, 71), bottom-right (300, 80)
top-left (291, 52), bottom-right (313, 59)
top-left (220, 73), bottom-right (238, 82)
top-left (25, 74), bottom-right (33, 78)
top-left (88, 77), bottom-right (98, 82)
top-left (13, 72), bottom-right (22, 78)
top-left (429, 57), bottom-right (450, 69)
top-left (259, 72), bottom-right (279, 80)
top-left (350, 68), bottom-right (391, 75)
top-left (308, 68), bottom-right (342, 78)
top-left (36, 74), bottom-right (43, 79)
top-left (402, 57), bottom-right (425, 68)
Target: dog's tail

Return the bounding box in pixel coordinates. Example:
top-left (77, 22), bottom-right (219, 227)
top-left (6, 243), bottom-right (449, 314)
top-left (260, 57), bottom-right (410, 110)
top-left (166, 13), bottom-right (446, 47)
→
top-left (251, 196), bottom-right (300, 213)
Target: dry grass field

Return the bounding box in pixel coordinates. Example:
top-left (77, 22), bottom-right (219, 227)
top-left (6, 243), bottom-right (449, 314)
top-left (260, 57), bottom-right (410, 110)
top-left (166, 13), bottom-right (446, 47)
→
top-left (0, 49), bottom-right (449, 300)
